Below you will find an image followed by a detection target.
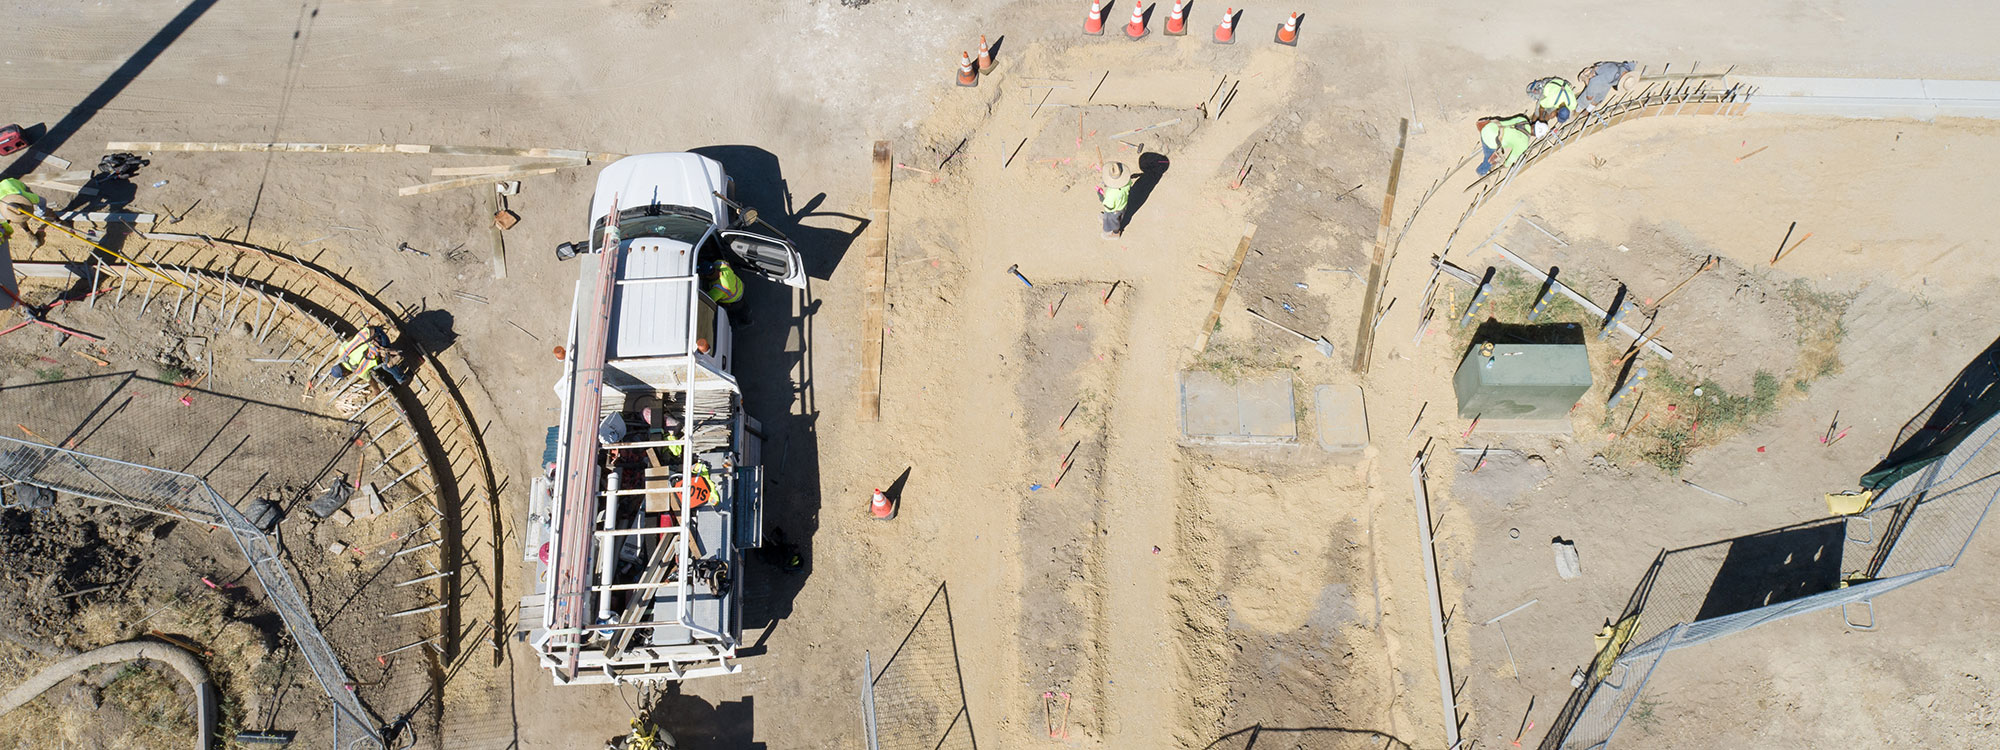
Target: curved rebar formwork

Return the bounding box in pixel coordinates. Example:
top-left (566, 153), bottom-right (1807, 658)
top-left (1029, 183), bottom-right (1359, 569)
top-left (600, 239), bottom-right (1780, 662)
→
top-left (5, 232), bottom-right (510, 748)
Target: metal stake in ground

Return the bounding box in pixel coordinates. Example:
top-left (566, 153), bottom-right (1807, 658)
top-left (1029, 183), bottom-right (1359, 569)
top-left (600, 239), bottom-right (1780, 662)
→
top-left (0, 285), bottom-right (102, 342)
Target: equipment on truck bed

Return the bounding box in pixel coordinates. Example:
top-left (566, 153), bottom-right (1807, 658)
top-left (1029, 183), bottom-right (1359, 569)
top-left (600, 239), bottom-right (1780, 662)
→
top-left (526, 153), bottom-right (803, 685)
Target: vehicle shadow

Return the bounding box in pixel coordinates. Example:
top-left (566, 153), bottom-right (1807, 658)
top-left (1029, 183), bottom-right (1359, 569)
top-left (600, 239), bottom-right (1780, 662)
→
top-left (647, 684), bottom-right (762, 748)
top-left (691, 145), bottom-right (868, 280)
top-left (691, 146), bottom-right (830, 652)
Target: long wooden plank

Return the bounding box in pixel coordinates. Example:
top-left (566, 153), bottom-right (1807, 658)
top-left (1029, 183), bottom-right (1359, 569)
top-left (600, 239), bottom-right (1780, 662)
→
top-left (858, 141), bottom-right (892, 421)
top-left (1193, 223), bottom-right (1258, 351)
top-left (106, 141), bottom-right (623, 162)
top-left (397, 167), bottom-right (560, 197)
top-left (1352, 118), bottom-right (1409, 374)
top-left (1410, 453), bottom-right (1462, 750)
top-left (431, 159), bottom-right (586, 176)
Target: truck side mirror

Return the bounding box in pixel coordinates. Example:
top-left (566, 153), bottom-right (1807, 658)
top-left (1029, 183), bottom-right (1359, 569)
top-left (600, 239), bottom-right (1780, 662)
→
top-left (554, 241), bottom-right (578, 261)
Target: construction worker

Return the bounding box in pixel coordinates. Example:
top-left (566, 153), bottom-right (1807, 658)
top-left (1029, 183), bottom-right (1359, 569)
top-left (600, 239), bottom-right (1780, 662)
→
top-left (326, 326), bottom-right (405, 387)
top-left (1476, 115), bottom-right (1534, 176)
top-left (701, 259), bottom-right (749, 324)
top-left (1576, 61), bottom-right (1638, 113)
top-left (1098, 162), bottom-right (1136, 240)
top-left (1527, 77), bottom-right (1580, 125)
top-left (0, 178), bottom-right (51, 249)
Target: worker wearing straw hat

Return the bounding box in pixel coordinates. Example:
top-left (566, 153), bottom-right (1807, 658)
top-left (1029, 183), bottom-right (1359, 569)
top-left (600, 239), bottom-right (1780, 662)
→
top-left (1097, 161), bottom-right (1137, 239)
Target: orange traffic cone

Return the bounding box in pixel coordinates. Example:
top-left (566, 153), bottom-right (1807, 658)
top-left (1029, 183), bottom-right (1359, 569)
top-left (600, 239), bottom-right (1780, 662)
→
top-left (956, 51), bottom-right (978, 87)
top-left (1164, 0), bottom-right (1187, 35)
top-left (977, 35), bottom-right (994, 73)
top-left (1213, 7), bottom-right (1235, 44)
top-left (870, 488), bottom-right (897, 520)
top-left (1275, 11), bottom-right (1300, 46)
top-left (1084, 1), bottom-right (1105, 35)
top-left (1124, 0), bottom-right (1148, 39)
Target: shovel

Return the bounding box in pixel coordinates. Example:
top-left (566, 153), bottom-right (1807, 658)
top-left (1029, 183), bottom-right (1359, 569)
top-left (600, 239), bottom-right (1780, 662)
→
top-left (1246, 308), bottom-right (1335, 358)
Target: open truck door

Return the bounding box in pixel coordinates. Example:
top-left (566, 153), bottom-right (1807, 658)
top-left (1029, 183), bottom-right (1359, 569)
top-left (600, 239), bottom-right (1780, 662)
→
top-left (718, 230), bottom-right (806, 289)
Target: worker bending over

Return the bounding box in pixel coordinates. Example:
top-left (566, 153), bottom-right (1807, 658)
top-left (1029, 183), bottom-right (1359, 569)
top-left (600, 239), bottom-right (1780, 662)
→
top-left (1576, 61), bottom-right (1637, 113)
top-left (326, 326), bottom-right (406, 389)
top-left (0, 179), bottom-right (52, 249)
top-left (1476, 115), bottom-right (1534, 176)
top-left (1526, 77), bottom-right (1579, 126)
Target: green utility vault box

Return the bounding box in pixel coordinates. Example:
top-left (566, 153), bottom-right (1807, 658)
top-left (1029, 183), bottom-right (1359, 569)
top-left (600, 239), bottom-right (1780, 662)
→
top-left (1453, 343), bottom-right (1593, 419)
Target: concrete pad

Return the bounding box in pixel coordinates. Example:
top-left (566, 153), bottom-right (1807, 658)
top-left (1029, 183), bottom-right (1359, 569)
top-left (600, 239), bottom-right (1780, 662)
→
top-left (1313, 384), bottom-right (1368, 452)
top-left (1179, 370), bottom-right (1297, 445)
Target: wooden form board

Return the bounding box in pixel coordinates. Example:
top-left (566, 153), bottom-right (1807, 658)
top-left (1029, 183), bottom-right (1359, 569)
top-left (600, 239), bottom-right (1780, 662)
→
top-left (1194, 223), bottom-right (1259, 351)
top-left (399, 167), bottom-right (562, 197)
top-left (1352, 119), bottom-right (1408, 374)
top-left (858, 142), bottom-right (892, 421)
top-left (107, 141), bottom-right (624, 161)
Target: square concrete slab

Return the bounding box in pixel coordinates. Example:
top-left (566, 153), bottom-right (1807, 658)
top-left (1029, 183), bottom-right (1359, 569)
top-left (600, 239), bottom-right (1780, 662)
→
top-left (1179, 370), bottom-right (1297, 445)
top-left (1314, 384), bottom-right (1368, 452)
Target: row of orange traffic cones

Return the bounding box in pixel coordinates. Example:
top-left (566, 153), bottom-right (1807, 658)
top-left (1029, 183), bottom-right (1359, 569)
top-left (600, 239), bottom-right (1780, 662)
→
top-left (1084, 1), bottom-right (1299, 46)
top-left (959, 3), bottom-right (1303, 87)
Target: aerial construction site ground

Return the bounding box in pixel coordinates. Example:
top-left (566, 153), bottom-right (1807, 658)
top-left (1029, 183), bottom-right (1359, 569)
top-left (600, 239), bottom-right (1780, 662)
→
top-left (3, 1), bottom-right (2000, 748)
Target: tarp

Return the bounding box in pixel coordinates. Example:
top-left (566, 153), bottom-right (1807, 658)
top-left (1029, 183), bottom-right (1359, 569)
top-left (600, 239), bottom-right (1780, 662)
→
top-left (1861, 336), bottom-right (2000, 490)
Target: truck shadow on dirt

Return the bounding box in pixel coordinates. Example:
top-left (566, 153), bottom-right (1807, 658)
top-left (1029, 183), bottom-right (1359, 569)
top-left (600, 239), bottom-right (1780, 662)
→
top-left (646, 685), bottom-right (762, 749)
top-left (690, 145), bottom-right (853, 652)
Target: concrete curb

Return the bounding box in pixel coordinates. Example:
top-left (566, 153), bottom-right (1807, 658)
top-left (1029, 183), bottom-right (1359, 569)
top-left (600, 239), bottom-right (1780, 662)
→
top-left (1739, 76), bottom-right (2000, 120)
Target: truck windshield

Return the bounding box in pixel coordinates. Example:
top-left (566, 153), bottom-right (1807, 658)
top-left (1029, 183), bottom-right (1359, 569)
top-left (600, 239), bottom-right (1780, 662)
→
top-left (590, 204), bottom-right (714, 251)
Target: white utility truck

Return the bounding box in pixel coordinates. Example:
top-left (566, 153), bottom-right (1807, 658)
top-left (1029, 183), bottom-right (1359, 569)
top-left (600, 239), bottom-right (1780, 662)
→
top-left (524, 152), bottom-right (804, 683)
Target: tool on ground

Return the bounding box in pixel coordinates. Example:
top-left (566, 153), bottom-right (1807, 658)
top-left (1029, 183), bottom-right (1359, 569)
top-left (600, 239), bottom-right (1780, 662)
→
top-left (1821, 411), bottom-right (1840, 444)
top-left (1275, 11), bottom-right (1301, 46)
top-left (18, 210), bottom-right (186, 290)
top-left (396, 242), bottom-right (430, 258)
top-left (1007, 264), bottom-right (1033, 287)
top-left (0, 124), bottom-right (25, 156)
top-left (1734, 145), bottom-right (1768, 163)
top-left (1651, 255), bottom-right (1717, 309)
top-left (1245, 308), bottom-right (1334, 358)
top-left (0, 285), bottom-right (102, 342)
top-left (1102, 279), bottom-right (1120, 304)
top-left (1682, 479), bottom-right (1746, 506)
top-left (1333, 182), bottom-right (1365, 202)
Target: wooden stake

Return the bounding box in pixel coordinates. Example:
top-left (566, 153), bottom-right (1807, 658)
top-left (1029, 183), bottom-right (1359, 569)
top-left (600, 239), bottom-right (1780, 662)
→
top-left (1193, 224), bottom-right (1258, 351)
top-left (1771, 232), bottom-right (1814, 267)
top-left (1352, 119), bottom-right (1409, 374)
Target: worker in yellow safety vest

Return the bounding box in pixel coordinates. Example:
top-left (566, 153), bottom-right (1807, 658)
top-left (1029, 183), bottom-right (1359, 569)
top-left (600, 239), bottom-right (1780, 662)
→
top-left (1527, 77), bottom-right (1579, 125)
top-left (1477, 115), bottom-right (1534, 176)
top-left (702, 260), bottom-right (749, 326)
top-left (326, 326), bottom-right (405, 387)
top-left (0, 178), bottom-right (51, 249)
top-left (1098, 162), bottom-right (1136, 240)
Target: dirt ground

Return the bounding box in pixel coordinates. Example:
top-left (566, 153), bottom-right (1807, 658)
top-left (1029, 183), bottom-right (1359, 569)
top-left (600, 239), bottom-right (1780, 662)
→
top-left (5, 1), bottom-right (2000, 749)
